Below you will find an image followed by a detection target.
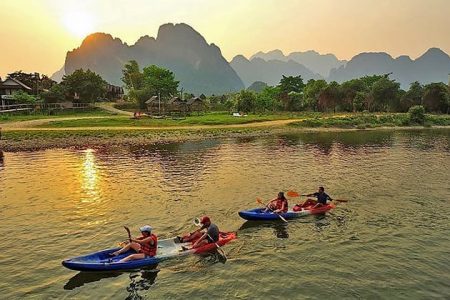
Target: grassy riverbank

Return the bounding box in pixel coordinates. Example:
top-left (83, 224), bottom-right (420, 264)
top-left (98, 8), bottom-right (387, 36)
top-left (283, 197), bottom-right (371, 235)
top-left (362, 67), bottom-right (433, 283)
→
top-left (1, 112), bottom-right (449, 151)
top-left (289, 113), bottom-right (450, 129)
top-left (0, 109), bottom-right (113, 123)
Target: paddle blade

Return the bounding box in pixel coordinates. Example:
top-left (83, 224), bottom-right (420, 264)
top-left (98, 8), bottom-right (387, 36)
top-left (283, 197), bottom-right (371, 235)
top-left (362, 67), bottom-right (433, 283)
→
top-left (335, 199), bottom-right (349, 203)
top-left (256, 198), bottom-right (264, 205)
top-left (287, 191), bottom-right (300, 197)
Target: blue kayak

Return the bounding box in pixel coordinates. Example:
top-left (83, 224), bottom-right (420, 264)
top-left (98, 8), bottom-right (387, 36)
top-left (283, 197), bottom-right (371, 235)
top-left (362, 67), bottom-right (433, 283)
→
top-left (62, 232), bottom-right (236, 272)
top-left (238, 205), bottom-right (334, 221)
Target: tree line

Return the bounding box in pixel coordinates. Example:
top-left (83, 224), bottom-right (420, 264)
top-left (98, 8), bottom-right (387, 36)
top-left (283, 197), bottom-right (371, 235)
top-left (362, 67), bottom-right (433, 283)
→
top-left (232, 75), bottom-right (449, 114)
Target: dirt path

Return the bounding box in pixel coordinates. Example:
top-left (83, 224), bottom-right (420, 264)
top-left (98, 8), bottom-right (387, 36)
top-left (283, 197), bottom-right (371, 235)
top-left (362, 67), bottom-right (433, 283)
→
top-left (94, 102), bottom-right (134, 116)
top-left (1, 118), bottom-right (307, 131)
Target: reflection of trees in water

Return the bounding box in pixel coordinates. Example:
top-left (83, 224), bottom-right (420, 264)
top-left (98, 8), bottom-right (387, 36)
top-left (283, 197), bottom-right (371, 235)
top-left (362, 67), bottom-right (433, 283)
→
top-left (401, 129), bottom-right (450, 152)
top-left (128, 140), bottom-right (222, 193)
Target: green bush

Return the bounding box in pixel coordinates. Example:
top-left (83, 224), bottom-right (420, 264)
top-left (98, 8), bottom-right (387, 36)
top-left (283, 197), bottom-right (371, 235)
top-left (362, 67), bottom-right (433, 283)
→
top-left (408, 105), bottom-right (425, 125)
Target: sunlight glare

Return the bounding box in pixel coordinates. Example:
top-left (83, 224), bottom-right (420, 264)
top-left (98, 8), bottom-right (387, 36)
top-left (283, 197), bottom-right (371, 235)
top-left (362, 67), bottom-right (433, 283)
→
top-left (62, 11), bottom-right (95, 38)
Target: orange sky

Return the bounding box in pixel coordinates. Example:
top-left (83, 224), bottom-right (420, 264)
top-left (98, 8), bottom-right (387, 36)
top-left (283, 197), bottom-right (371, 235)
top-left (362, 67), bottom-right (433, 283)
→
top-left (1, 0), bottom-right (449, 78)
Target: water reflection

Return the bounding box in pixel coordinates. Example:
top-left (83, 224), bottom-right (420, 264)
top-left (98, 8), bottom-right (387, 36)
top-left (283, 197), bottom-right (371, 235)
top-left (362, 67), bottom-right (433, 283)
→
top-left (64, 271), bottom-right (122, 290)
top-left (0, 150), bottom-right (4, 168)
top-left (126, 268), bottom-right (160, 300)
top-left (64, 267), bottom-right (160, 299)
top-left (239, 221), bottom-right (290, 239)
top-left (80, 149), bottom-right (100, 202)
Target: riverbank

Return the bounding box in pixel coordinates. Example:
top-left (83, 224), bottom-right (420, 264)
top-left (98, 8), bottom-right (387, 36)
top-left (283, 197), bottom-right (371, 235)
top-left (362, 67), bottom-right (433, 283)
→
top-left (1, 111), bottom-right (449, 151)
top-left (1, 125), bottom-right (449, 152)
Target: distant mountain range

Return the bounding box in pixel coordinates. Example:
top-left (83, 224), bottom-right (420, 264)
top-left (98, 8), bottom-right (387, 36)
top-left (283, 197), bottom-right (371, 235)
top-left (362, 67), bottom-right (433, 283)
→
top-left (249, 49), bottom-right (346, 78)
top-left (53, 23), bottom-right (450, 94)
top-left (61, 23), bottom-right (244, 95)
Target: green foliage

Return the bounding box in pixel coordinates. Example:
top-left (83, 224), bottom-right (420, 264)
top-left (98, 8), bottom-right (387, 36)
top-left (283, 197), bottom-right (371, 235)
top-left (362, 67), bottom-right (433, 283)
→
top-left (12, 90), bottom-right (37, 104)
top-left (400, 82), bottom-right (423, 112)
top-left (121, 60), bottom-right (144, 90)
top-left (142, 65), bottom-right (179, 99)
top-left (61, 69), bottom-right (107, 103)
top-left (235, 90), bottom-right (256, 113)
top-left (318, 81), bottom-right (342, 112)
top-left (303, 79), bottom-right (327, 111)
top-left (41, 84), bottom-right (66, 103)
top-left (422, 83), bottom-right (449, 113)
top-left (352, 92), bottom-right (367, 112)
top-left (370, 76), bottom-right (401, 112)
top-left (408, 105), bottom-right (426, 125)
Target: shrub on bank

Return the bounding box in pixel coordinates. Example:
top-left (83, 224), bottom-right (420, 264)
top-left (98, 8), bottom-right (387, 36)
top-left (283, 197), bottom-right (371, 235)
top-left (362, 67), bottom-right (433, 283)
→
top-left (408, 105), bottom-right (425, 125)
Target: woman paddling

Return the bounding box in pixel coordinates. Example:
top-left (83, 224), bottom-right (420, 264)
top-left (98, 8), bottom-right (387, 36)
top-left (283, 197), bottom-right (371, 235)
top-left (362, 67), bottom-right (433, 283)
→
top-left (110, 225), bottom-right (157, 262)
top-left (264, 192), bottom-right (288, 213)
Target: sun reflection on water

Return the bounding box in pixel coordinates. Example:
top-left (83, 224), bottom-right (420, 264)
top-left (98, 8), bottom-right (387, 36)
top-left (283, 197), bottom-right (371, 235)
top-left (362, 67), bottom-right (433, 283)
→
top-left (81, 149), bottom-right (100, 202)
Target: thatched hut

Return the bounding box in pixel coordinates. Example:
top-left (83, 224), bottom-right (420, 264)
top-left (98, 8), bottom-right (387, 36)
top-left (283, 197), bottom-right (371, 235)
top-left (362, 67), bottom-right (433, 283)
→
top-left (167, 96), bottom-right (187, 114)
top-left (187, 97), bottom-right (206, 114)
top-left (145, 96), bottom-right (161, 114)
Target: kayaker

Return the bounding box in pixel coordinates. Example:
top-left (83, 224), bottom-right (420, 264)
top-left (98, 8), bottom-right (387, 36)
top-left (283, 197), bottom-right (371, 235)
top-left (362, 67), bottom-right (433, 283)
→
top-left (304, 186), bottom-right (333, 208)
top-left (178, 216), bottom-right (219, 249)
top-left (110, 225), bottom-right (158, 262)
top-left (264, 192), bottom-right (288, 213)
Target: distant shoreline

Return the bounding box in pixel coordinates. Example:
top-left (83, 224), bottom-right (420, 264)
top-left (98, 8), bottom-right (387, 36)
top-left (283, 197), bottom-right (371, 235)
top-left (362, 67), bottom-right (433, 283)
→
top-left (1, 125), bottom-right (449, 152)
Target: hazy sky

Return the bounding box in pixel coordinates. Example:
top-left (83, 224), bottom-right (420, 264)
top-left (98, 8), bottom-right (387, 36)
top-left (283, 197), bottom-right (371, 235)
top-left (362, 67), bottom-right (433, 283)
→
top-left (1, 0), bottom-right (449, 77)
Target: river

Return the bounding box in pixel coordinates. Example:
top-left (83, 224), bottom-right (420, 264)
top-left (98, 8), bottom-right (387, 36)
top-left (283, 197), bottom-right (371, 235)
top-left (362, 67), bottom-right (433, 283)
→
top-left (0, 129), bottom-right (449, 299)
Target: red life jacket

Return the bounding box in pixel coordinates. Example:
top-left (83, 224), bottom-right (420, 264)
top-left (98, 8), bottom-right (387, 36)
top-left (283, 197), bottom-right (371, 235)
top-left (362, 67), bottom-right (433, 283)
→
top-left (276, 198), bottom-right (288, 213)
top-left (140, 234), bottom-right (158, 257)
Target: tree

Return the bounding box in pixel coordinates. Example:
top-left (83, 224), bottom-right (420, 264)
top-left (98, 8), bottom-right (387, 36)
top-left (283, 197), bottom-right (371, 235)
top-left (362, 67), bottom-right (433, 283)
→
top-left (12, 90), bottom-right (37, 104)
top-left (400, 82), bottom-right (423, 112)
top-left (247, 81), bottom-right (268, 93)
top-left (353, 92), bottom-right (367, 112)
top-left (142, 65), bottom-right (179, 100)
top-left (236, 90), bottom-right (256, 113)
top-left (318, 81), bottom-right (342, 112)
top-left (422, 83), bottom-right (449, 113)
top-left (278, 75), bottom-right (305, 110)
top-left (62, 69), bottom-right (107, 102)
top-left (303, 79), bottom-right (327, 111)
top-left (371, 76), bottom-right (401, 112)
top-left (408, 105), bottom-right (426, 125)
top-left (121, 60), bottom-right (144, 90)
top-left (41, 84), bottom-right (66, 103)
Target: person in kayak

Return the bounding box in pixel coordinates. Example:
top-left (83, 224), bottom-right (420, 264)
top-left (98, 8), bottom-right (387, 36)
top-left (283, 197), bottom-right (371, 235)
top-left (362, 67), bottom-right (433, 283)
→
top-left (110, 225), bottom-right (158, 262)
top-left (304, 186), bottom-right (333, 208)
top-left (178, 216), bottom-right (220, 249)
top-left (264, 192), bottom-right (288, 213)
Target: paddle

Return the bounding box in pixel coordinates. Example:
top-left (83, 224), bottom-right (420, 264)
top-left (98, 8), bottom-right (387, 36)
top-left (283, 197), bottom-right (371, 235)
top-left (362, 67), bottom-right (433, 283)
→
top-left (256, 198), bottom-right (288, 223)
top-left (193, 218), bottom-right (227, 261)
top-left (287, 190), bottom-right (349, 202)
top-left (124, 226), bottom-right (132, 243)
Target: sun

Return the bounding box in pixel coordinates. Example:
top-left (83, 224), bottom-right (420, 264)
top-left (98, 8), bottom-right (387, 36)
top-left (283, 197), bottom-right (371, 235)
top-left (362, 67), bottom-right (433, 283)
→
top-left (63, 11), bottom-right (95, 38)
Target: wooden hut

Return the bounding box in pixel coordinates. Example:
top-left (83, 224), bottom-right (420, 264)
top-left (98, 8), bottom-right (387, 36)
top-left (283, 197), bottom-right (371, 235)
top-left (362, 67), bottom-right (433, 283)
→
top-left (167, 96), bottom-right (186, 115)
top-left (187, 97), bottom-right (206, 114)
top-left (145, 96), bottom-right (162, 114)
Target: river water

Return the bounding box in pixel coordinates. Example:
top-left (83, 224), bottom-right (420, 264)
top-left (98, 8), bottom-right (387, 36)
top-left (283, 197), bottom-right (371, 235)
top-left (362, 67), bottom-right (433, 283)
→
top-left (0, 129), bottom-right (449, 299)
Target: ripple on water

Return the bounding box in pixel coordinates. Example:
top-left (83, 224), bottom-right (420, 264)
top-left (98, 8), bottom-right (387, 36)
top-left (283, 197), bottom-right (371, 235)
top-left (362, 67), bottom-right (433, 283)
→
top-left (0, 129), bottom-right (449, 299)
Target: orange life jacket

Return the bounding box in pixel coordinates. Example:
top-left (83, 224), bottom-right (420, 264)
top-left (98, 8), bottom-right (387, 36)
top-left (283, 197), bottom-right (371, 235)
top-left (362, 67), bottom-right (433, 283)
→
top-left (140, 234), bottom-right (158, 257)
top-left (276, 198), bottom-right (288, 213)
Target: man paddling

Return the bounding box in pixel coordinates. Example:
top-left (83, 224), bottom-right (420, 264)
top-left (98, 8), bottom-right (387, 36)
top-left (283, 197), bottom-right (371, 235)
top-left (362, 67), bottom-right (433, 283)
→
top-left (178, 216), bottom-right (219, 249)
top-left (304, 186), bottom-right (333, 208)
